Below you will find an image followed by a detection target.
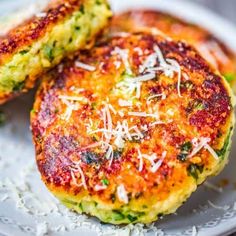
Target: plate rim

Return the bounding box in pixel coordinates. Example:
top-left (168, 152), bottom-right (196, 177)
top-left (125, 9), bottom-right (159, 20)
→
top-left (0, 0), bottom-right (236, 235)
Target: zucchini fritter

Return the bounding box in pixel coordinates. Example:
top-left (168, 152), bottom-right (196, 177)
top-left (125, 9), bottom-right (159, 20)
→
top-left (31, 33), bottom-right (234, 224)
top-left (110, 10), bottom-right (236, 92)
top-left (0, 0), bottom-right (111, 104)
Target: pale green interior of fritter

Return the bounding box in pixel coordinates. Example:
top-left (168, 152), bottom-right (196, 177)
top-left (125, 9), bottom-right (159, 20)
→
top-left (0, 0), bottom-right (111, 94)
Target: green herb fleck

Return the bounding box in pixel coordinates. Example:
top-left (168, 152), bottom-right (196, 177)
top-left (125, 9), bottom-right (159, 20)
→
top-left (121, 70), bottom-right (133, 78)
top-left (62, 199), bottom-right (77, 206)
top-left (224, 73), bottom-right (235, 82)
top-left (187, 164), bottom-right (204, 180)
top-left (216, 129), bottom-right (232, 158)
top-left (96, 0), bottom-right (102, 5)
top-left (113, 150), bottom-right (123, 159)
top-left (75, 26), bottom-right (81, 31)
top-left (101, 179), bottom-right (109, 186)
top-left (13, 81), bottom-right (25, 92)
top-left (68, 37), bottom-right (73, 43)
top-left (195, 102), bottom-right (204, 111)
top-left (127, 214), bottom-right (138, 222)
top-left (178, 141), bottom-right (192, 162)
top-left (135, 192), bottom-right (143, 199)
top-left (177, 153), bottom-right (188, 162)
top-left (91, 102), bottom-right (97, 110)
top-left (81, 151), bottom-right (99, 164)
top-left (44, 45), bottom-right (54, 61)
top-left (80, 5), bottom-right (84, 14)
top-left (181, 81), bottom-right (194, 90)
top-left (181, 142), bottom-right (192, 152)
top-left (112, 210), bottom-right (125, 221)
top-left (110, 194), bottom-right (116, 203)
top-left (19, 49), bottom-right (29, 55)
top-left (79, 202), bottom-right (83, 211)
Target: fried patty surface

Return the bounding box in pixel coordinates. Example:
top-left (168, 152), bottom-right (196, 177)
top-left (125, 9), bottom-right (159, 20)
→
top-left (31, 33), bottom-right (234, 224)
top-left (110, 10), bottom-right (236, 92)
top-left (0, 0), bottom-right (111, 104)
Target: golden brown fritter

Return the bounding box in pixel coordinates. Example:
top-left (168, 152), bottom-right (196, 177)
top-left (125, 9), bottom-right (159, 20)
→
top-left (110, 10), bottom-right (236, 91)
top-left (0, 0), bottom-right (111, 104)
top-left (31, 33), bottom-right (234, 224)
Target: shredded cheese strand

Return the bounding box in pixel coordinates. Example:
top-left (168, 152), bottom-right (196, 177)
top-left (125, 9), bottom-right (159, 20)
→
top-left (117, 184), bottom-right (128, 204)
top-left (137, 149), bottom-right (144, 172)
top-left (208, 200), bottom-right (230, 211)
top-left (71, 161), bottom-right (87, 190)
top-left (112, 47), bottom-right (132, 75)
top-left (128, 111), bottom-right (159, 119)
top-left (75, 61), bottom-right (96, 71)
top-left (189, 137), bottom-right (219, 160)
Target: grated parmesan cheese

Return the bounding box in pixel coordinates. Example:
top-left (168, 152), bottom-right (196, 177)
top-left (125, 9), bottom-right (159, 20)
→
top-left (116, 78), bottom-right (142, 99)
top-left (204, 143), bottom-right (219, 160)
top-left (70, 161), bottom-right (87, 190)
top-left (233, 202), bottom-right (236, 211)
top-left (75, 61), bottom-right (96, 71)
top-left (118, 99), bottom-right (133, 107)
top-left (134, 47), bottom-right (143, 56)
top-left (89, 105), bottom-right (151, 160)
top-left (128, 111), bottom-right (159, 119)
top-left (117, 184), bottom-right (128, 204)
top-left (59, 94), bottom-right (88, 121)
top-left (203, 181), bottom-right (223, 193)
top-left (36, 222), bottom-right (48, 236)
top-left (139, 151), bottom-right (167, 173)
top-left (112, 47), bottom-right (132, 75)
top-left (147, 93), bottom-right (166, 104)
top-left (94, 185), bottom-right (107, 191)
top-left (137, 149), bottom-right (144, 172)
top-left (139, 44), bottom-right (182, 97)
top-left (191, 226), bottom-right (197, 236)
top-left (132, 73), bottom-right (156, 83)
top-left (150, 151), bottom-right (167, 173)
top-left (189, 137), bottom-right (219, 160)
top-left (208, 200), bottom-right (230, 211)
top-left (189, 137), bottom-right (211, 157)
top-left (35, 12), bottom-right (47, 18)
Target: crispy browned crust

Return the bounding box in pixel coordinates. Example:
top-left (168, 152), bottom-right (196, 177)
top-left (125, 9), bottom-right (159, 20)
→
top-left (0, 0), bottom-right (83, 65)
top-left (31, 33), bottom-right (233, 206)
top-left (110, 10), bottom-right (236, 81)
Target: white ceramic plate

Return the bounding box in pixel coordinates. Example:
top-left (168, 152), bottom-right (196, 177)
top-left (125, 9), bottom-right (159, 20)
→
top-left (0, 0), bottom-right (236, 236)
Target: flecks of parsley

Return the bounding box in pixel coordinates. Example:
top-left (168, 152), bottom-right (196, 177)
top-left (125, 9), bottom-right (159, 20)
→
top-left (44, 45), bottom-right (54, 61)
top-left (110, 193), bottom-right (116, 203)
top-left (101, 179), bottom-right (109, 186)
top-left (187, 164), bottom-right (204, 180)
top-left (19, 49), bottom-right (29, 55)
top-left (112, 210), bottom-right (125, 221)
top-left (181, 81), bottom-right (194, 90)
top-left (81, 151), bottom-right (99, 164)
top-left (216, 128), bottom-right (232, 158)
top-left (224, 73), bottom-right (235, 83)
top-left (127, 214), bottom-right (138, 222)
top-left (113, 149), bottom-right (123, 159)
top-left (80, 5), bottom-right (85, 14)
top-left (195, 102), bottom-right (205, 111)
top-left (177, 141), bottom-right (192, 162)
top-left (13, 81), bottom-right (25, 92)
